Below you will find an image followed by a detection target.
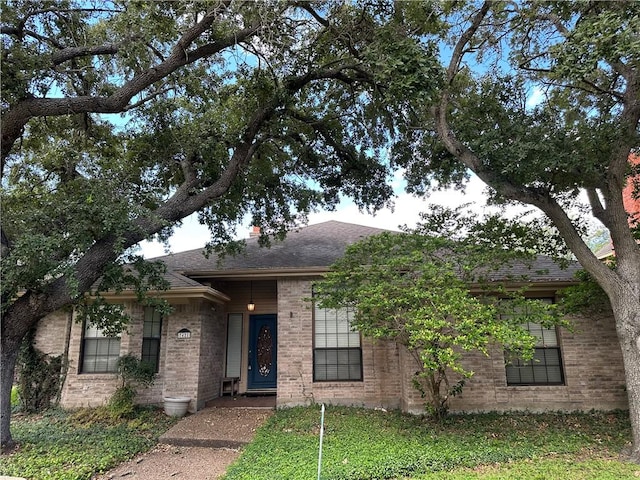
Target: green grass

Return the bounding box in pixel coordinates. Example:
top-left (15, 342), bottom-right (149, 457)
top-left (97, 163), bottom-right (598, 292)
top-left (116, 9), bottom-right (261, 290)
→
top-left (2, 405), bottom-right (637, 480)
top-left (223, 406), bottom-right (638, 480)
top-left (0, 407), bottom-right (177, 480)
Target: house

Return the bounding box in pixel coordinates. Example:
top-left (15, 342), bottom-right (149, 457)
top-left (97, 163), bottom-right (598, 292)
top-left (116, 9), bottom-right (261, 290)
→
top-left (34, 221), bottom-right (628, 414)
top-left (593, 153), bottom-right (639, 260)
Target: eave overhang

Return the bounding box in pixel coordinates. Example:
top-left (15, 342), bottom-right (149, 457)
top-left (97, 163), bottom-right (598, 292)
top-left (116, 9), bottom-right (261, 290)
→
top-left (182, 267), bottom-right (329, 280)
top-left (95, 286), bottom-right (231, 304)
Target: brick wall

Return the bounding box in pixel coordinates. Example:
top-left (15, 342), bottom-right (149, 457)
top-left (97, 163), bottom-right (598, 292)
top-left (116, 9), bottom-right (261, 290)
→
top-left (34, 310), bottom-right (70, 356)
top-left (38, 278), bottom-right (629, 416)
top-left (197, 303), bottom-right (226, 409)
top-left (57, 298), bottom-right (227, 413)
top-left (276, 278), bottom-right (403, 410)
top-left (161, 301), bottom-right (204, 413)
top-left (400, 311), bottom-right (628, 413)
top-left (60, 305), bottom-right (134, 408)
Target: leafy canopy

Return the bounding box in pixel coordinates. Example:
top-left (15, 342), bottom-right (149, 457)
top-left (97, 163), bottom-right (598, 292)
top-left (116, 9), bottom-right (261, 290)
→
top-left (2, 1), bottom-right (431, 322)
top-left (314, 207), bottom-right (567, 417)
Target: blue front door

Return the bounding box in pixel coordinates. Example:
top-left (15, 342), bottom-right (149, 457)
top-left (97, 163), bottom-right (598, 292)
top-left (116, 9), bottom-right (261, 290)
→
top-left (248, 314), bottom-right (277, 390)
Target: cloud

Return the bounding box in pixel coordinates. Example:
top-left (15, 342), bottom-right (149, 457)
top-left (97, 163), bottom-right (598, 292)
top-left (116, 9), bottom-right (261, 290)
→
top-left (307, 175), bottom-right (493, 231)
top-left (526, 86), bottom-right (545, 110)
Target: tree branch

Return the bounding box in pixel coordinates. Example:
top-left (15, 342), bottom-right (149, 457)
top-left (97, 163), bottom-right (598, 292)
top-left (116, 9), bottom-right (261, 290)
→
top-left (1, 26), bottom-right (63, 48)
top-left (445, 2), bottom-right (491, 86)
top-left (1, 4), bottom-right (260, 171)
top-left (50, 43), bottom-right (124, 66)
top-left (433, 1), bottom-right (621, 296)
top-left (535, 11), bottom-right (569, 37)
top-left (586, 187), bottom-right (610, 229)
top-left (123, 87), bottom-right (174, 111)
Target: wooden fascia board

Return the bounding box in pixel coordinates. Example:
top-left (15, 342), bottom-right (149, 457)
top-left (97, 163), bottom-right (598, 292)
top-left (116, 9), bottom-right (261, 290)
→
top-left (95, 287), bottom-right (231, 304)
top-left (182, 267), bottom-right (329, 279)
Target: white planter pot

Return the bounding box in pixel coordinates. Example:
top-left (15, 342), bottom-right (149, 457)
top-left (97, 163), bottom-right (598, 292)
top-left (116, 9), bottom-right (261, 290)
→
top-left (163, 396), bottom-right (191, 417)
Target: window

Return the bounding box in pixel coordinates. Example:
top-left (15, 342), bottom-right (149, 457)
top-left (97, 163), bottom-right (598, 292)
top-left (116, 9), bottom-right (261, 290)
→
top-left (225, 313), bottom-right (243, 378)
top-left (504, 299), bottom-right (564, 386)
top-left (142, 307), bottom-right (163, 372)
top-left (81, 323), bottom-right (121, 373)
top-left (313, 304), bottom-right (362, 381)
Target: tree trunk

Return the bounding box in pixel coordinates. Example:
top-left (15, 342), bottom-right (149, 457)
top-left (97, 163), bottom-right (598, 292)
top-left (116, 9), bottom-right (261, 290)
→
top-left (613, 297), bottom-right (640, 462)
top-left (1, 336), bottom-right (20, 452)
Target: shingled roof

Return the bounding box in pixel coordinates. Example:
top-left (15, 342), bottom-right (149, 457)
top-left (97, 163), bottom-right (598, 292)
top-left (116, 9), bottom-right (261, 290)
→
top-left (150, 220), bottom-right (581, 284)
top-left (152, 220), bottom-right (391, 276)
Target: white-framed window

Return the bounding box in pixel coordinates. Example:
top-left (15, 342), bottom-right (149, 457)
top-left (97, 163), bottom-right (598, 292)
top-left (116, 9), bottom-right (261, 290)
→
top-left (504, 298), bottom-right (564, 386)
top-left (313, 304), bottom-right (362, 381)
top-left (81, 323), bottom-right (121, 373)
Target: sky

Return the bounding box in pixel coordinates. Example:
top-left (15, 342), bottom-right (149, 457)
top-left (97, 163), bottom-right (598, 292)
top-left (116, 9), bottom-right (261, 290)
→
top-left (136, 172), bottom-right (528, 258)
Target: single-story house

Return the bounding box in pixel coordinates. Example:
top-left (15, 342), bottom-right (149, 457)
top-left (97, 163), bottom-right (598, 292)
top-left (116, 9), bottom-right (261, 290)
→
top-left (34, 221), bottom-right (628, 414)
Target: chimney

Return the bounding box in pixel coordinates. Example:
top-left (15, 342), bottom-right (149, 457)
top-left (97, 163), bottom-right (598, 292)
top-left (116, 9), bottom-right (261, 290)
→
top-left (249, 226), bottom-right (261, 238)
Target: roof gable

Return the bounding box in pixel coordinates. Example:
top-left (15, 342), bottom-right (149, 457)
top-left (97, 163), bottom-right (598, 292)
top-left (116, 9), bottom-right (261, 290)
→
top-left (150, 220), bottom-right (580, 284)
top-left (152, 220), bottom-right (392, 274)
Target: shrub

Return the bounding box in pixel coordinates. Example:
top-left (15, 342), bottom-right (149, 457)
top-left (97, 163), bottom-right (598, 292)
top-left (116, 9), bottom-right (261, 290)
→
top-left (17, 328), bottom-right (64, 413)
top-left (10, 386), bottom-right (20, 411)
top-left (107, 355), bottom-right (156, 419)
top-left (109, 386), bottom-right (137, 419)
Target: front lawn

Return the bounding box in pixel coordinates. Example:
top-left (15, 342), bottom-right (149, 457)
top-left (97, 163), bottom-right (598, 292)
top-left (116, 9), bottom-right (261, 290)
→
top-left (0, 407), bottom-right (177, 480)
top-left (223, 406), bottom-right (638, 480)
top-left (1, 405), bottom-right (637, 480)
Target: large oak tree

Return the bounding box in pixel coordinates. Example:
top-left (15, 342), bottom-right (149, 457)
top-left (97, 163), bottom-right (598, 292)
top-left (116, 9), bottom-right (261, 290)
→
top-left (2, 0), bottom-right (639, 463)
top-left (0, 0), bottom-right (401, 450)
top-left (389, 0), bottom-right (640, 461)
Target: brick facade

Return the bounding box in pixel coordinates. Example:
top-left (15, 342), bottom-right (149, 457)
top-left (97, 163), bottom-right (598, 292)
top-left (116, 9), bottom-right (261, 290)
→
top-left (274, 278), bottom-right (627, 414)
top-left (34, 277), bottom-right (627, 416)
top-left (399, 310), bottom-right (627, 414)
top-left (37, 298), bottom-right (225, 412)
top-left (275, 272), bottom-right (404, 409)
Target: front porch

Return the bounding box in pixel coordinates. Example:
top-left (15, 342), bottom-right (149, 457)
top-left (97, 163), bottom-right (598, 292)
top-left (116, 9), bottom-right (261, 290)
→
top-left (159, 396), bottom-right (275, 448)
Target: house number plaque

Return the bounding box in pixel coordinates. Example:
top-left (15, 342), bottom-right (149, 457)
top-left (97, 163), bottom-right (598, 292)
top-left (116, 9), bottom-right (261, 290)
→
top-left (177, 328), bottom-right (191, 339)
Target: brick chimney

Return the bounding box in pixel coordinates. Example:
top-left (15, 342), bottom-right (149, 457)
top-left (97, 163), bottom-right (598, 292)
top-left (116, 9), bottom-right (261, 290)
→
top-left (249, 226), bottom-right (261, 238)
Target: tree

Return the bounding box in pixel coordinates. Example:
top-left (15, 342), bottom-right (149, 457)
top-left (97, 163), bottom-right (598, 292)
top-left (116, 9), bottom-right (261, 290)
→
top-left (3, 0), bottom-right (639, 461)
top-left (0, 1), bottom-right (405, 450)
top-left (314, 208), bottom-right (565, 419)
top-left (384, 1), bottom-right (640, 461)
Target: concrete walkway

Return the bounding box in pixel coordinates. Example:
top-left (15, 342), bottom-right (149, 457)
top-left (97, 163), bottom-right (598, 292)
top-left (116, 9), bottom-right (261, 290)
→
top-left (159, 395), bottom-right (275, 448)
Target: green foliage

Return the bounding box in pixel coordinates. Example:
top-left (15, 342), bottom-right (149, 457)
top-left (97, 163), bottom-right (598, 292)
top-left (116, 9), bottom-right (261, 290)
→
top-left (223, 406), bottom-right (634, 480)
top-left (10, 386), bottom-right (19, 410)
top-left (108, 386), bottom-right (137, 420)
top-left (1, 0), bottom-right (405, 312)
top-left (560, 269), bottom-right (612, 315)
top-left (0, 407), bottom-right (177, 480)
top-left (415, 458), bottom-right (639, 479)
top-left (17, 329), bottom-right (64, 414)
top-left (314, 207), bottom-right (566, 418)
top-left (116, 354), bottom-right (156, 389)
top-left (107, 354), bottom-right (157, 420)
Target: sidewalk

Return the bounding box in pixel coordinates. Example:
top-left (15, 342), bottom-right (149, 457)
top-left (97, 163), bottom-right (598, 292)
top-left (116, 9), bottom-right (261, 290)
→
top-left (93, 396), bottom-right (275, 479)
top-left (159, 399), bottom-right (274, 448)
